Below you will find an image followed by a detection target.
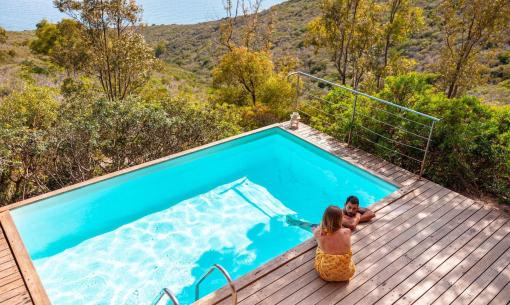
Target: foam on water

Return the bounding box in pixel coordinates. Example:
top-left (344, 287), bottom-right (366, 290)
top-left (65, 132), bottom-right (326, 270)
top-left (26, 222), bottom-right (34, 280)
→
top-left (34, 178), bottom-right (309, 305)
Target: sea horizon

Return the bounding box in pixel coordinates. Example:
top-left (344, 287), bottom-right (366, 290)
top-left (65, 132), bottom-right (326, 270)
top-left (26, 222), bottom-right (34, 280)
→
top-left (0, 0), bottom-right (287, 31)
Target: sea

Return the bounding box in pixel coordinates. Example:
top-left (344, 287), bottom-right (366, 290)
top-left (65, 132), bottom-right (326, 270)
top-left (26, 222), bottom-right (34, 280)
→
top-left (0, 0), bottom-right (287, 31)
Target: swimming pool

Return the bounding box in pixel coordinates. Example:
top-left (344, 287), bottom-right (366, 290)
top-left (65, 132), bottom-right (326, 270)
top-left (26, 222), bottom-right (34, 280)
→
top-left (11, 127), bottom-right (397, 305)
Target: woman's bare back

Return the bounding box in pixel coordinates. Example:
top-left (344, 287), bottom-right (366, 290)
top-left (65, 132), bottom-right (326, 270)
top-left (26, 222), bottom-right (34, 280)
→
top-left (314, 227), bottom-right (352, 255)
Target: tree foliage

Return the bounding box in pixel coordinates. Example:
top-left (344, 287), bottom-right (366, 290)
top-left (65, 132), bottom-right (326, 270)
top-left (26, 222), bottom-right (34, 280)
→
top-left (436, 0), bottom-right (510, 98)
top-left (213, 47), bottom-right (274, 106)
top-left (54, 0), bottom-right (156, 100)
top-left (307, 0), bottom-right (423, 89)
top-left (30, 19), bottom-right (89, 77)
top-left (212, 47), bottom-right (295, 128)
top-left (0, 83), bottom-right (241, 204)
top-left (220, 0), bottom-right (273, 52)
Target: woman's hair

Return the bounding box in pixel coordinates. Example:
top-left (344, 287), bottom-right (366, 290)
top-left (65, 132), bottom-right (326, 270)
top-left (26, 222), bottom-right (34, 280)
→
top-left (321, 205), bottom-right (343, 234)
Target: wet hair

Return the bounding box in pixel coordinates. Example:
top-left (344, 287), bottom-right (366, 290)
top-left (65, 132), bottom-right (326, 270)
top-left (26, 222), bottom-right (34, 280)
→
top-left (321, 205), bottom-right (343, 234)
top-left (345, 195), bottom-right (359, 206)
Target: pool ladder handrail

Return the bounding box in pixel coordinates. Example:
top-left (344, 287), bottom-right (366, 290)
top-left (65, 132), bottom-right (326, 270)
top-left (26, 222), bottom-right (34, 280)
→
top-left (195, 264), bottom-right (238, 305)
top-left (150, 288), bottom-right (180, 305)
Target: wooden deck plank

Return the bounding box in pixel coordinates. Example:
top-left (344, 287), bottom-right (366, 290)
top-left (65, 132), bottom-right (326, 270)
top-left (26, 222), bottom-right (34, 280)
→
top-left (432, 232), bottom-right (510, 305)
top-left (488, 281), bottom-right (510, 305)
top-left (451, 250), bottom-right (510, 305)
top-left (232, 252), bottom-right (316, 305)
top-left (402, 218), bottom-right (510, 305)
top-left (0, 292), bottom-right (32, 305)
top-left (351, 182), bottom-right (439, 239)
top-left (470, 262), bottom-right (510, 305)
top-left (355, 203), bottom-right (493, 305)
top-left (0, 286), bottom-right (29, 303)
top-left (373, 209), bottom-right (501, 305)
top-left (352, 187), bottom-right (452, 258)
top-left (220, 248), bottom-right (316, 305)
top-left (0, 273), bottom-right (22, 289)
top-left (0, 267), bottom-right (21, 282)
top-left (353, 190), bottom-right (458, 263)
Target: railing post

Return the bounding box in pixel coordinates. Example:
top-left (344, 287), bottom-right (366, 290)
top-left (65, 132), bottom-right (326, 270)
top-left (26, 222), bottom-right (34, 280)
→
top-left (347, 93), bottom-right (358, 146)
top-left (419, 120), bottom-right (435, 179)
top-left (294, 75), bottom-right (301, 112)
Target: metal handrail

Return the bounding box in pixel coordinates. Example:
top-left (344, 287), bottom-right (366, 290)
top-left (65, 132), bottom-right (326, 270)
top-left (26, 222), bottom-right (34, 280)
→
top-left (150, 288), bottom-right (180, 305)
top-left (288, 71), bottom-right (441, 178)
top-left (195, 264), bottom-right (237, 305)
top-left (288, 71), bottom-right (440, 122)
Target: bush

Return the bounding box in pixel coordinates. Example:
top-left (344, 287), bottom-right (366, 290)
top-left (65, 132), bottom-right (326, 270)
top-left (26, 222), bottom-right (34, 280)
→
top-left (0, 83), bottom-right (241, 205)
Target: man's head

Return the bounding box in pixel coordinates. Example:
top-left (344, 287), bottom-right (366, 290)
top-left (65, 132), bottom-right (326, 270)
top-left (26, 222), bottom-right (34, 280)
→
top-left (344, 195), bottom-right (360, 217)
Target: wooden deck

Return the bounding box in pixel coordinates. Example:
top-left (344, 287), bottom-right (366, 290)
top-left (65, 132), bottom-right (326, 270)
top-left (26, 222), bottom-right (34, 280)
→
top-left (0, 122), bottom-right (508, 305)
top-left (0, 212), bottom-right (49, 305)
top-left (194, 123), bottom-right (510, 305)
top-left (0, 219), bottom-right (33, 304)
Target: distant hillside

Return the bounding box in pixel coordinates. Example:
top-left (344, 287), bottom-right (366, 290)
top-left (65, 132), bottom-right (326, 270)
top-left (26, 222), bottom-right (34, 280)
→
top-left (143, 0), bottom-right (510, 103)
top-left (142, 0), bottom-right (322, 81)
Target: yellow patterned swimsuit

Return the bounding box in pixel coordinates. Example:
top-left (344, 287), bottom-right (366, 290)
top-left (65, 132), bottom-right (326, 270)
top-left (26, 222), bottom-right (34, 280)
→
top-left (314, 247), bottom-right (356, 281)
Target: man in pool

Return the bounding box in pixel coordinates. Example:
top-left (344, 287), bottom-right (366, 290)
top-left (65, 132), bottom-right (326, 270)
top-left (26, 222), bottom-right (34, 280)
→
top-left (342, 195), bottom-right (375, 231)
top-left (286, 195), bottom-right (375, 231)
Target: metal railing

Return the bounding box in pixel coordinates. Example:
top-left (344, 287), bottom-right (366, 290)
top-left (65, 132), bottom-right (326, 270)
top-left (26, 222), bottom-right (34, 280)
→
top-left (195, 264), bottom-right (237, 305)
top-left (150, 288), bottom-right (180, 305)
top-left (287, 71), bottom-right (440, 178)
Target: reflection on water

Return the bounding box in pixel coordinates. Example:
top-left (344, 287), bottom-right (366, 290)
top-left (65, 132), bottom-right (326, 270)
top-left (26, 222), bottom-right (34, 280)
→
top-left (34, 178), bottom-right (310, 305)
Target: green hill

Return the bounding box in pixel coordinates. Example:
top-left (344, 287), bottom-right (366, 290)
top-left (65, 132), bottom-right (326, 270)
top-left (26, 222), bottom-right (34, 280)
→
top-left (142, 0), bottom-right (510, 103)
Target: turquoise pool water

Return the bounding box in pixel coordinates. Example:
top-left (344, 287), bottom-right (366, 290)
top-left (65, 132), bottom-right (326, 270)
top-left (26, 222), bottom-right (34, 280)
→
top-left (11, 127), bottom-right (397, 305)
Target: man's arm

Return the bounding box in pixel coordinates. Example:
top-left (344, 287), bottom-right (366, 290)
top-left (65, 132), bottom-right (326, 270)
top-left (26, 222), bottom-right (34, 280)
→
top-left (342, 213), bottom-right (361, 231)
top-left (358, 208), bottom-right (375, 223)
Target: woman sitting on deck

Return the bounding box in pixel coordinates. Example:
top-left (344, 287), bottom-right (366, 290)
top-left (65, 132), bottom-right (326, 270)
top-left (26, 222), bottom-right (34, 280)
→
top-left (313, 205), bottom-right (355, 281)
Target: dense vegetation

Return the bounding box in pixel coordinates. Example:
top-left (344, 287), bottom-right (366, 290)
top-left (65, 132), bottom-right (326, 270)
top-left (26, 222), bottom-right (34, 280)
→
top-left (0, 0), bottom-right (509, 206)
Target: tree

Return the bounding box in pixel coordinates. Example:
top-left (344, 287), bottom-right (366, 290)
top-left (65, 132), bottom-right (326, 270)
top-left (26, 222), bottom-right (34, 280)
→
top-left (30, 19), bottom-right (89, 77)
top-left (307, 0), bottom-right (422, 89)
top-left (213, 47), bottom-right (273, 106)
top-left (375, 0), bottom-right (424, 89)
top-left (0, 27), bottom-right (7, 44)
top-left (30, 20), bottom-right (59, 54)
top-left (307, 0), bottom-right (363, 85)
top-left (436, 0), bottom-right (510, 98)
top-left (54, 0), bottom-right (156, 101)
top-left (219, 0), bottom-right (273, 52)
